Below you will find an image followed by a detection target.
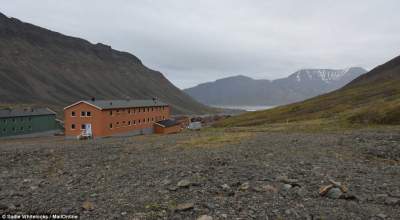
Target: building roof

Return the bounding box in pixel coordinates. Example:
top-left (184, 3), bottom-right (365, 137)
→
top-left (64, 99), bottom-right (168, 110)
top-left (0, 108), bottom-right (56, 119)
top-left (155, 119), bottom-right (180, 128)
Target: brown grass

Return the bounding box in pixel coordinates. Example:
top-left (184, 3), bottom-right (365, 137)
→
top-left (177, 130), bottom-right (253, 148)
top-left (215, 77), bottom-right (400, 128)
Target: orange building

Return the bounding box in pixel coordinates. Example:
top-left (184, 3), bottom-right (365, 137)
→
top-left (64, 99), bottom-right (170, 138)
top-left (154, 119), bottom-right (182, 134)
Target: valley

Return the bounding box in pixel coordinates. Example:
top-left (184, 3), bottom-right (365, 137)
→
top-left (217, 55), bottom-right (400, 128)
top-left (0, 3), bottom-right (400, 220)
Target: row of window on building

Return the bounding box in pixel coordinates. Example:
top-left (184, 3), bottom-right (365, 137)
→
top-left (108, 107), bottom-right (166, 116)
top-left (71, 111), bottom-right (91, 117)
top-left (70, 107), bottom-right (166, 117)
top-left (70, 116), bottom-right (166, 130)
top-left (109, 116), bottom-right (166, 128)
top-left (107, 106), bottom-right (166, 115)
top-left (1, 117), bottom-right (32, 124)
top-left (2, 126), bottom-right (32, 133)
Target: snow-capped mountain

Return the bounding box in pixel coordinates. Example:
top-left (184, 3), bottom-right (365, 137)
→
top-left (288, 67), bottom-right (366, 83)
top-left (184, 67), bottom-right (367, 106)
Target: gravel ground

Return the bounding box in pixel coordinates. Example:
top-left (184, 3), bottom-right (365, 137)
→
top-left (0, 129), bottom-right (399, 220)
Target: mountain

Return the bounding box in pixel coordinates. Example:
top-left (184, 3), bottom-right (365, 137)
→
top-left (184, 67), bottom-right (367, 106)
top-left (0, 12), bottom-right (212, 115)
top-left (273, 67), bottom-right (367, 103)
top-left (217, 55), bottom-right (400, 127)
top-left (183, 75), bottom-right (282, 106)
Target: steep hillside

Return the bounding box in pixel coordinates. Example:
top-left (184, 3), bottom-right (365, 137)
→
top-left (0, 12), bottom-right (212, 115)
top-left (184, 68), bottom-right (366, 106)
top-left (217, 56), bottom-right (400, 127)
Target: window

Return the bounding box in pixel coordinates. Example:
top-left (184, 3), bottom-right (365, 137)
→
top-left (86, 112), bottom-right (91, 117)
top-left (71, 124), bottom-right (76, 129)
top-left (12, 127), bottom-right (15, 132)
top-left (109, 123), bottom-right (113, 129)
top-left (128, 109), bottom-right (131, 114)
top-left (133, 120), bottom-right (136, 125)
top-left (28, 126), bottom-right (32, 130)
top-left (138, 119), bottom-right (141, 124)
top-left (71, 111), bottom-right (76, 117)
top-left (147, 118), bottom-right (150, 123)
top-left (117, 122), bottom-right (119, 125)
top-left (20, 118), bottom-right (24, 122)
top-left (2, 119), bottom-right (6, 124)
top-left (109, 111), bottom-right (113, 116)
top-left (151, 107), bottom-right (154, 111)
top-left (116, 110), bottom-right (120, 113)
top-left (28, 117), bottom-right (32, 121)
top-left (143, 118), bottom-right (146, 123)
top-left (128, 121), bottom-right (131, 126)
top-left (20, 127), bottom-right (24, 131)
top-left (81, 124), bottom-right (85, 130)
top-left (2, 128), bottom-right (5, 133)
top-left (147, 108), bottom-right (150, 112)
top-left (81, 111), bottom-right (85, 117)
top-left (12, 119), bottom-right (15, 123)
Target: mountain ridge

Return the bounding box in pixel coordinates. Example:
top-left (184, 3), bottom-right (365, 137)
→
top-left (288, 67), bottom-right (366, 83)
top-left (0, 12), bottom-right (212, 115)
top-left (184, 67), bottom-right (367, 106)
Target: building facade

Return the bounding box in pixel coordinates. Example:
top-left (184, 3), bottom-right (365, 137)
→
top-left (0, 108), bottom-right (57, 137)
top-left (64, 99), bottom-right (170, 138)
top-left (154, 119), bottom-right (182, 134)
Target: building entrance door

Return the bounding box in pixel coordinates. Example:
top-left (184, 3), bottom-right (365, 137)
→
top-left (84, 123), bottom-right (92, 137)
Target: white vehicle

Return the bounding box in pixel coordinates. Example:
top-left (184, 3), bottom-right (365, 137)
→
top-left (188, 122), bottom-right (202, 130)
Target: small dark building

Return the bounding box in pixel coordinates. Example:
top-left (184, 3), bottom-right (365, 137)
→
top-left (154, 119), bottom-right (182, 134)
top-left (0, 108), bottom-right (58, 137)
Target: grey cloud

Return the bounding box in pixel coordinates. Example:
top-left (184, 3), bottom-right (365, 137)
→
top-left (2, 0), bottom-right (400, 88)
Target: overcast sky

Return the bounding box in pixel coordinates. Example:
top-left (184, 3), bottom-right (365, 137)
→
top-left (2, 0), bottom-right (400, 89)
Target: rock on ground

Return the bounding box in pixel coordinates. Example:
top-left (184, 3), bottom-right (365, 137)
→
top-left (0, 129), bottom-right (399, 219)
